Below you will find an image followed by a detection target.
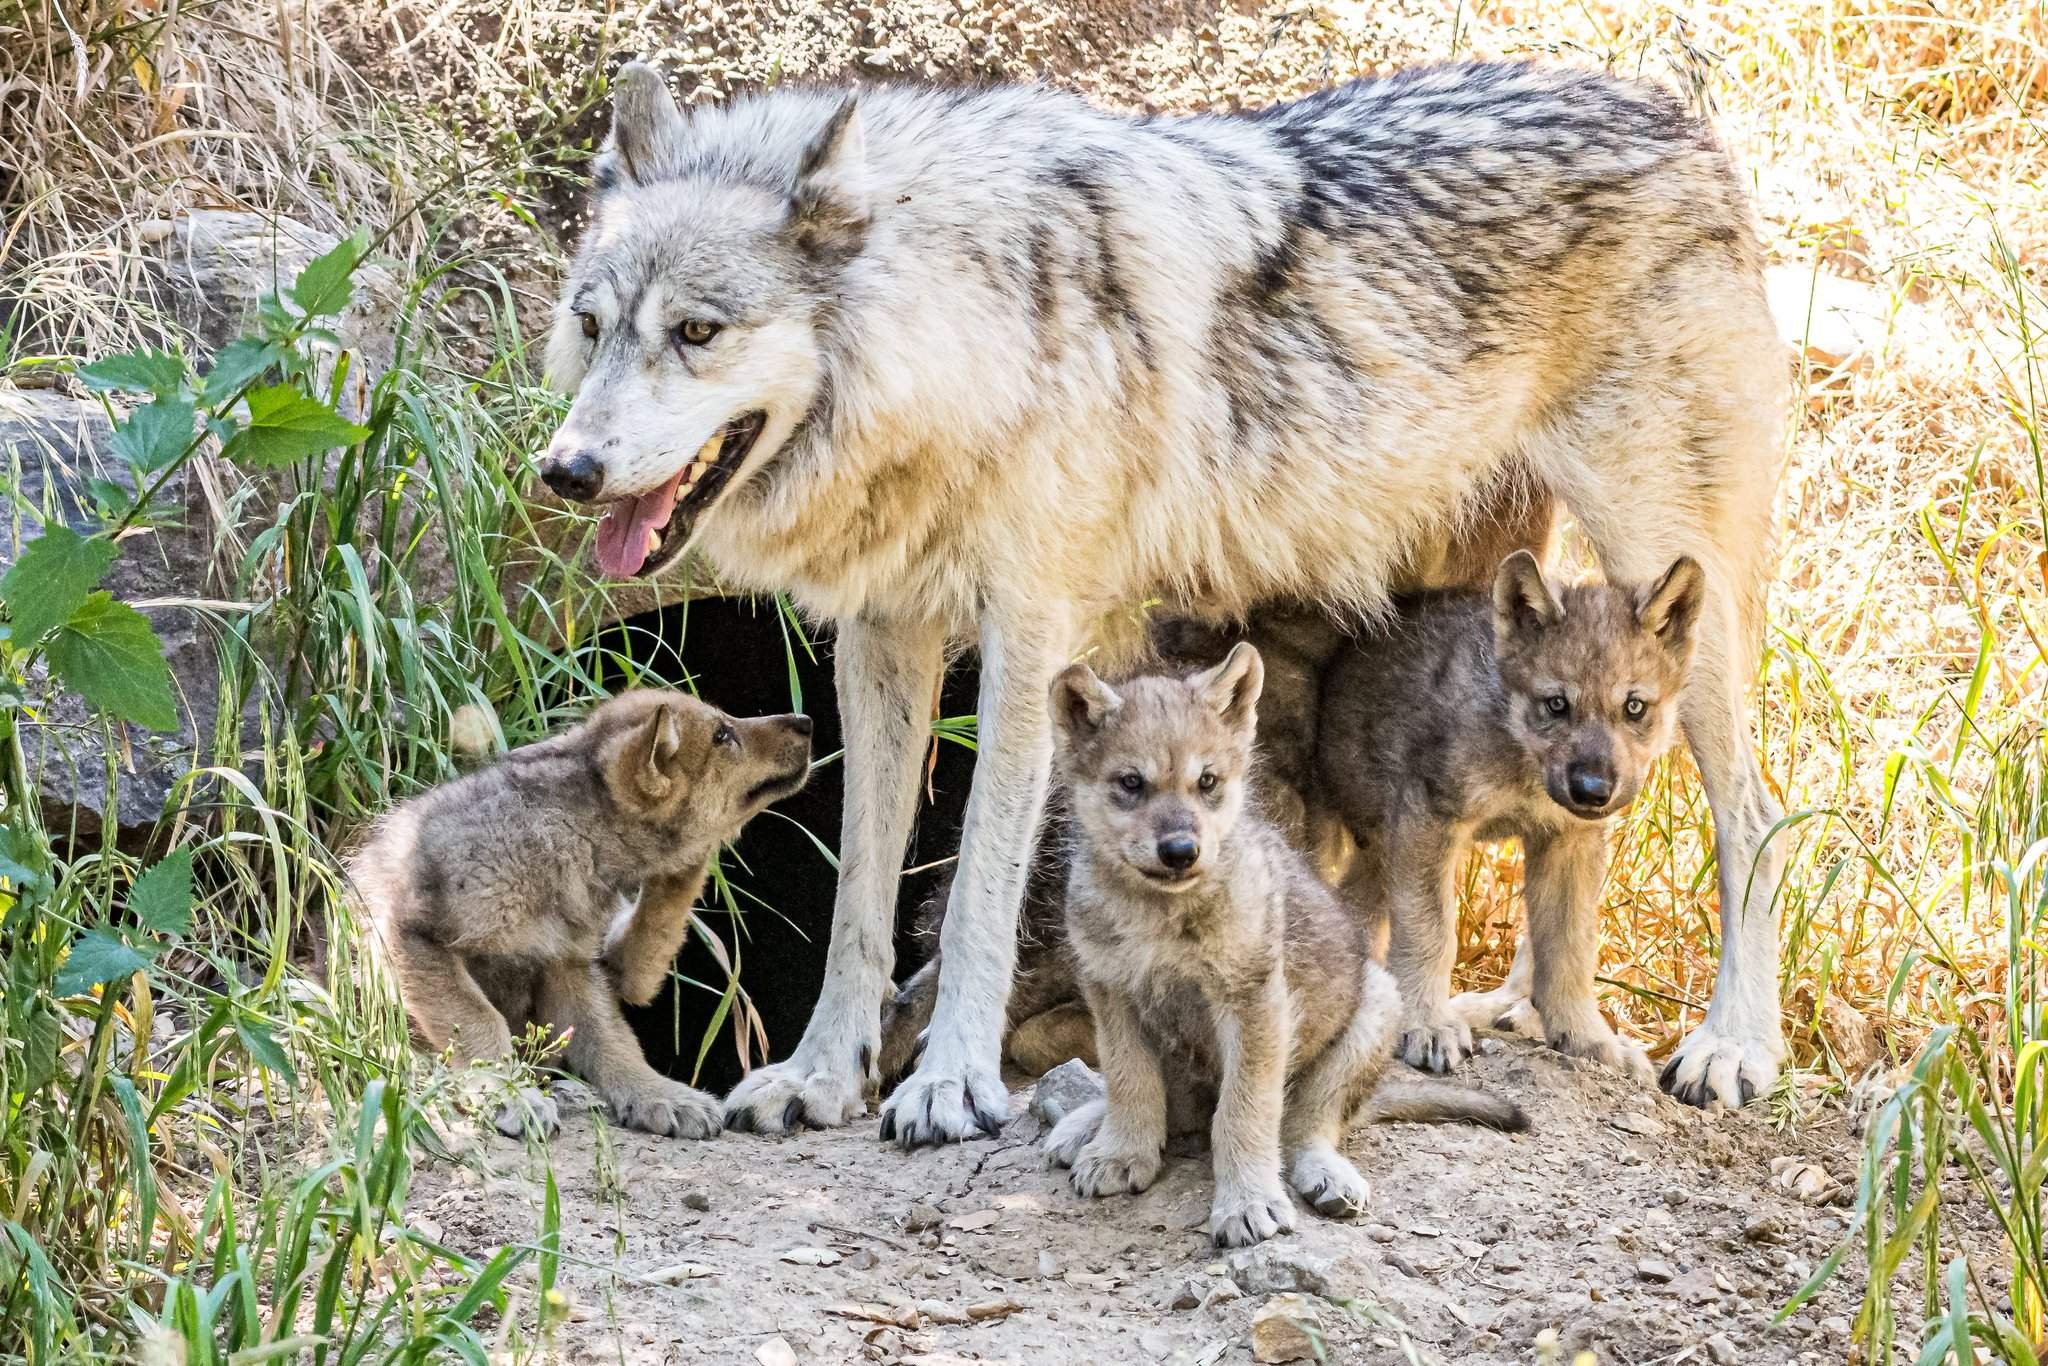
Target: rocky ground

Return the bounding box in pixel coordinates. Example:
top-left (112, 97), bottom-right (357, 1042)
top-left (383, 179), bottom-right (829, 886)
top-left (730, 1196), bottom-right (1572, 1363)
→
top-left (414, 1036), bottom-right (1911, 1365)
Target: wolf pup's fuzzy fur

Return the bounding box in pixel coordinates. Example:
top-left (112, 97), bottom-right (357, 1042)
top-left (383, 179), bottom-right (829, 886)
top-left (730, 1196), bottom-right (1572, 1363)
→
top-left (1318, 553), bottom-right (1704, 1083)
top-left (352, 689), bottom-right (812, 1138)
top-left (541, 61), bottom-right (1789, 1139)
top-left (1043, 645), bottom-right (1524, 1246)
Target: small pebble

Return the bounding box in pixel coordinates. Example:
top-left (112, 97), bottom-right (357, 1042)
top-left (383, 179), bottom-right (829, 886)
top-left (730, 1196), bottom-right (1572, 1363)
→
top-left (1636, 1257), bottom-right (1676, 1283)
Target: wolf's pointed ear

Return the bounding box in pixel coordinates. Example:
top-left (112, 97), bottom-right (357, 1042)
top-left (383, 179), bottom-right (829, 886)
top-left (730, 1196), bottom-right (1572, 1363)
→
top-left (598, 62), bottom-right (686, 191)
top-left (1492, 550), bottom-right (1564, 641)
top-left (1195, 641), bottom-right (1264, 731)
top-left (636, 702), bottom-right (687, 793)
top-left (1637, 555), bottom-right (1707, 654)
top-left (1050, 663), bottom-right (1121, 737)
top-left (789, 96), bottom-right (869, 264)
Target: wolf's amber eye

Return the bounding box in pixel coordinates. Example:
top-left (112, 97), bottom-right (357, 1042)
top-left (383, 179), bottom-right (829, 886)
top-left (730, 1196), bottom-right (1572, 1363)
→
top-left (1198, 771), bottom-right (1218, 793)
top-left (1624, 697), bottom-right (1647, 721)
top-left (579, 312), bottom-right (599, 340)
top-left (713, 724), bottom-right (736, 748)
top-left (1544, 694), bottom-right (1569, 718)
top-left (675, 319), bottom-right (722, 347)
top-left (1116, 771), bottom-right (1144, 794)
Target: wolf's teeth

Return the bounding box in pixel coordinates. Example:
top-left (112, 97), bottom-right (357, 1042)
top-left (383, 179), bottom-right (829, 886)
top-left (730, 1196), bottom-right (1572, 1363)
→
top-left (695, 431), bottom-right (724, 463)
top-left (644, 526), bottom-right (661, 555)
top-left (691, 460), bottom-right (711, 479)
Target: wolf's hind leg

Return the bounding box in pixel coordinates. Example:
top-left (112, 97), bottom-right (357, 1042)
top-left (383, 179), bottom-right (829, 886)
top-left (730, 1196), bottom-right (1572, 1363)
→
top-left (539, 960), bottom-right (721, 1139)
top-left (1283, 962), bottom-right (1398, 1219)
top-left (1449, 931), bottom-right (1541, 1035)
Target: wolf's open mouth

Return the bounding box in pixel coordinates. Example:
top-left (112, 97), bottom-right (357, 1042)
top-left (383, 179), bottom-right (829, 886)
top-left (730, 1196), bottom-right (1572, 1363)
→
top-left (594, 411), bottom-right (768, 578)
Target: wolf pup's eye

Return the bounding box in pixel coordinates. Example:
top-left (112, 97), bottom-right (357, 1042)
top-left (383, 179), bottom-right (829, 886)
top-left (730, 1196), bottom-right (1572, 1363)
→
top-left (675, 319), bottom-right (721, 347)
top-left (713, 724), bottom-right (736, 748)
top-left (1116, 771), bottom-right (1144, 794)
top-left (1197, 771), bottom-right (1218, 794)
top-left (1624, 697), bottom-right (1647, 721)
top-left (1544, 694), bottom-right (1570, 718)
top-left (579, 312), bottom-right (599, 340)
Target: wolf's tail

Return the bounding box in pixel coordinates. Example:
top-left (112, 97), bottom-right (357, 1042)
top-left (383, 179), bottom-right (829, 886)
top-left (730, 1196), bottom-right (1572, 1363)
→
top-left (1363, 1078), bottom-right (1530, 1132)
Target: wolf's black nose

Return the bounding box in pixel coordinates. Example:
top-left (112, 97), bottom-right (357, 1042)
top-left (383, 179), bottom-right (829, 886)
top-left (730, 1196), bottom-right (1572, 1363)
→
top-left (788, 715), bottom-right (814, 736)
top-left (538, 451), bottom-right (604, 502)
top-left (1566, 763), bottom-right (1614, 809)
top-left (1157, 833), bottom-right (1200, 871)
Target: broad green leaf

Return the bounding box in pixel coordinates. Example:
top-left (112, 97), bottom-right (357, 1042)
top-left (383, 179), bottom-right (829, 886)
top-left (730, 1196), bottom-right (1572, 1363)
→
top-left (0, 823), bottom-right (53, 904)
top-left (235, 1014), bottom-right (296, 1083)
top-left (221, 385), bottom-right (368, 469)
top-left (77, 347), bottom-right (184, 396)
top-left (197, 337), bottom-right (283, 405)
top-left (0, 525), bottom-right (115, 646)
top-left (289, 229), bottom-right (369, 319)
top-left (45, 593), bottom-right (178, 731)
top-left (132, 847), bottom-right (195, 938)
top-left (84, 478), bottom-right (133, 518)
top-left (55, 927), bottom-right (152, 995)
top-left (111, 394), bottom-right (197, 473)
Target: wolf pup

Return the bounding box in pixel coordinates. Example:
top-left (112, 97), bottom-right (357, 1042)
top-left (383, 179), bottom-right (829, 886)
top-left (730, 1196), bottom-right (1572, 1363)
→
top-left (1042, 645), bottom-right (1524, 1247)
top-left (1318, 552), bottom-right (1704, 1084)
top-left (351, 689), bottom-right (812, 1138)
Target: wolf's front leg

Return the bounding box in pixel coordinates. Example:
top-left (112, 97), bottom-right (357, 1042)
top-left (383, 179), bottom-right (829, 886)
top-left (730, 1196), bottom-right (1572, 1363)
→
top-left (881, 601), bottom-right (1072, 1147)
top-left (1052, 985), bottom-right (1165, 1195)
top-left (723, 612), bottom-right (947, 1135)
top-left (1384, 825), bottom-right (1472, 1074)
top-left (1209, 973), bottom-right (1295, 1248)
top-left (540, 960), bottom-right (721, 1138)
top-left (1525, 828), bottom-right (1653, 1084)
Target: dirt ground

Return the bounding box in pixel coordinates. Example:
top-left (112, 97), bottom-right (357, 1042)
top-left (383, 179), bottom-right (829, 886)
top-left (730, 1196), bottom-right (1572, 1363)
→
top-left (416, 1038), bottom-right (1889, 1365)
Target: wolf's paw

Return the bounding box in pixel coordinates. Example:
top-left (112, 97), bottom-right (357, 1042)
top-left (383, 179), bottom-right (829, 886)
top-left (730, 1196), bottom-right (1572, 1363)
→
top-left (1547, 1016), bottom-right (1656, 1085)
top-left (493, 1086), bottom-right (560, 1140)
top-left (1068, 1129), bottom-right (1163, 1198)
top-left (613, 1081), bottom-right (722, 1139)
top-left (723, 1054), bottom-right (869, 1135)
top-left (878, 1055), bottom-right (1011, 1149)
top-left (1288, 1143), bottom-right (1369, 1219)
top-left (1043, 1098), bottom-right (1106, 1167)
top-left (1397, 1013), bottom-right (1473, 1074)
top-left (1451, 987), bottom-right (1543, 1036)
top-left (1660, 1022), bottom-right (1784, 1109)
top-left (1210, 1180), bottom-right (1296, 1248)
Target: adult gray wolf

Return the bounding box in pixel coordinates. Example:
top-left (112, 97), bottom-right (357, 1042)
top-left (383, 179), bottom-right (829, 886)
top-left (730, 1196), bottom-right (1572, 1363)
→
top-left (351, 689), bottom-right (812, 1138)
top-left (536, 59), bottom-right (1789, 1142)
top-left (1042, 644), bottom-right (1526, 1246)
top-left (1318, 551), bottom-right (1705, 1082)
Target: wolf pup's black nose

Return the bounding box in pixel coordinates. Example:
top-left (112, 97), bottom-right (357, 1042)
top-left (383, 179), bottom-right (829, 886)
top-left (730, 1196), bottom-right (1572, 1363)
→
top-left (1157, 833), bottom-right (1200, 871)
top-left (538, 451), bottom-right (605, 503)
top-left (788, 715), bottom-right (814, 736)
top-left (1565, 763), bottom-right (1614, 810)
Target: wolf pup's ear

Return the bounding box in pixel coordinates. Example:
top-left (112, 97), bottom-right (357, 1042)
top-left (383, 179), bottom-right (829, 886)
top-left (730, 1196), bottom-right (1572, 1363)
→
top-left (1492, 550), bottom-right (1564, 640)
top-left (1050, 663), bottom-right (1122, 737)
top-left (635, 702), bottom-right (687, 797)
top-left (789, 95), bottom-right (869, 264)
top-left (597, 62), bottom-right (686, 192)
top-left (1195, 641), bottom-right (1264, 731)
top-left (1637, 555), bottom-right (1707, 655)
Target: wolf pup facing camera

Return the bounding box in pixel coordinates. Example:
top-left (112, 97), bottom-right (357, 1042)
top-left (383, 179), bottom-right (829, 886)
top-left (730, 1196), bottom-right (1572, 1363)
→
top-left (351, 690), bottom-right (812, 1138)
top-left (1319, 553), bottom-right (1705, 1086)
top-left (539, 59), bottom-right (1789, 1139)
top-left (1044, 645), bottom-right (1525, 1247)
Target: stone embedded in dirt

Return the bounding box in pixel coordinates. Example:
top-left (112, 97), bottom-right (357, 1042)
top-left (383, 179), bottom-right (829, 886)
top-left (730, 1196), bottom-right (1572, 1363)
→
top-left (1487, 1246), bottom-right (1526, 1272)
top-left (1391, 1249), bottom-right (1447, 1279)
top-left (1167, 1281), bottom-right (1203, 1310)
top-left (917, 1299), bottom-right (970, 1325)
top-left (640, 1262), bottom-right (717, 1284)
top-left (1225, 1243), bottom-right (1334, 1298)
top-left (904, 1202), bottom-right (944, 1232)
top-left (1704, 1332), bottom-right (1740, 1365)
top-left (847, 1248), bottom-right (880, 1271)
top-left (946, 1209), bottom-right (1001, 1232)
top-left (780, 1246), bottom-right (842, 1267)
top-left (1611, 1111), bottom-right (1666, 1138)
top-left (754, 1338), bottom-right (798, 1366)
top-left (1365, 1224), bottom-right (1399, 1243)
top-left (1030, 1059), bottom-right (1107, 1125)
top-left (680, 1189), bottom-right (711, 1212)
top-left (1636, 1257), bottom-right (1677, 1284)
top-left (1251, 1295), bottom-right (1323, 1363)
top-left (1409, 1223), bottom-right (1444, 1238)
top-left (1037, 1249), bottom-right (1062, 1280)
top-left (1203, 1280), bottom-right (1244, 1310)
top-left (1770, 1156), bottom-right (1844, 1205)
top-left (1661, 1186), bottom-right (1689, 1207)
top-left (1742, 1214), bottom-right (1788, 1244)
top-left (965, 1297), bottom-right (1024, 1321)
top-left (825, 1302), bottom-right (921, 1330)
top-left (1820, 1315), bottom-right (1851, 1336)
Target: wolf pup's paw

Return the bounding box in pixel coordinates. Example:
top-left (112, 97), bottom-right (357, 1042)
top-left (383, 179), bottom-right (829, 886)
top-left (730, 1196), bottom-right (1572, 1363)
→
top-left (1547, 1015), bottom-right (1656, 1085)
top-left (878, 1056), bottom-right (1011, 1149)
top-left (723, 1053), bottom-right (869, 1135)
top-left (1451, 987), bottom-right (1543, 1037)
top-left (1209, 1181), bottom-right (1296, 1248)
top-left (613, 1081), bottom-right (722, 1139)
top-left (1397, 1012), bottom-right (1474, 1074)
top-left (1043, 1098), bottom-right (1106, 1168)
top-left (493, 1085), bottom-right (561, 1141)
top-left (1660, 1022), bottom-right (1784, 1110)
top-left (1288, 1143), bottom-right (1370, 1219)
top-left (1069, 1131), bottom-right (1164, 1199)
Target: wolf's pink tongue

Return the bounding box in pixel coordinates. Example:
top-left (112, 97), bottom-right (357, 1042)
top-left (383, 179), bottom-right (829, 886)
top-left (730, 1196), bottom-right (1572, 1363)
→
top-left (594, 471), bottom-right (686, 578)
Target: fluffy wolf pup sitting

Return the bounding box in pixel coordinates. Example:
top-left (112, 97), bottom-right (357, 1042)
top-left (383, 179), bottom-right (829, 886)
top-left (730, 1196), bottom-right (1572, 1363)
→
top-left (351, 689), bottom-right (812, 1139)
top-left (1043, 645), bottom-right (1524, 1247)
top-left (1319, 552), bottom-right (1704, 1085)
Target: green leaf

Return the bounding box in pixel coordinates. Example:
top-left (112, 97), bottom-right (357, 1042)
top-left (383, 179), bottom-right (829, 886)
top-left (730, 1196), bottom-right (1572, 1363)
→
top-left (110, 394), bottom-right (197, 474)
top-left (197, 338), bottom-right (282, 405)
top-left (45, 593), bottom-right (178, 731)
top-left (289, 229), bottom-right (369, 319)
top-left (0, 525), bottom-right (115, 646)
top-left (78, 348), bottom-right (184, 396)
top-left (221, 386), bottom-right (368, 469)
top-left (235, 1014), bottom-right (296, 1083)
top-left (132, 847), bottom-right (195, 938)
top-left (0, 823), bottom-right (53, 905)
top-left (55, 928), bottom-right (152, 995)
